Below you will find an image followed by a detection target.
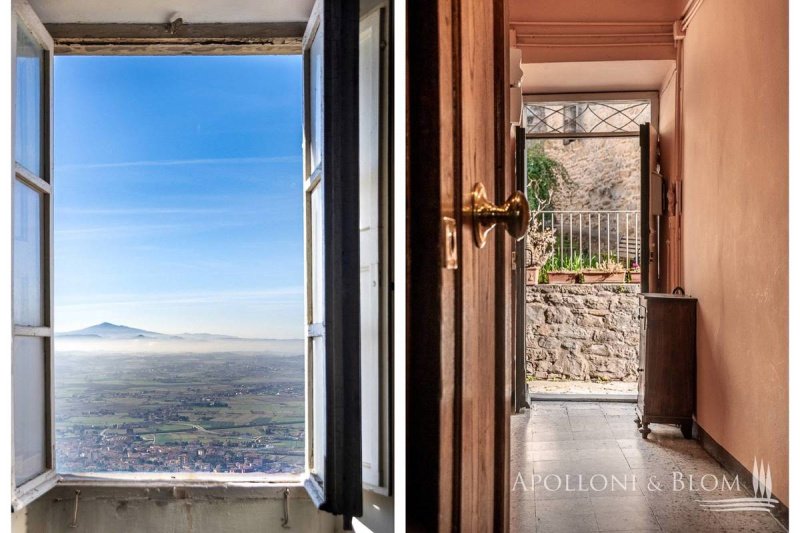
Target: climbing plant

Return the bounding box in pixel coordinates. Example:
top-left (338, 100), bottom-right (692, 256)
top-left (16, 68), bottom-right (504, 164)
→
top-left (526, 141), bottom-right (571, 213)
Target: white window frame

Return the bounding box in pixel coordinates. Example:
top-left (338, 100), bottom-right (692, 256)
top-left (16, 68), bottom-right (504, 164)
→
top-left (358, 4), bottom-right (392, 496)
top-left (11, 0), bottom-right (56, 511)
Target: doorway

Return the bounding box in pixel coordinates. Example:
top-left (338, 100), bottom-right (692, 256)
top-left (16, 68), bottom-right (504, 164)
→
top-left (521, 93), bottom-right (657, 401)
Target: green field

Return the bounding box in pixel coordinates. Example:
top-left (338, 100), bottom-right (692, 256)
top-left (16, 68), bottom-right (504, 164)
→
top-left (55, 352), bottom-right (305, 474)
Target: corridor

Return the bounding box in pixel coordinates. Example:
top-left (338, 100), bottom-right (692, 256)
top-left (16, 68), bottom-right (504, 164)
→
top-left (510, 402), bottom-right (787, 532)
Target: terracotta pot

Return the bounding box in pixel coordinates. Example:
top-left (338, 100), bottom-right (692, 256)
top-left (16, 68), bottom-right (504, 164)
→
top-left (581, 270), bottom-right (626, 284)
top-left (629, 271), bottom-right (641, 283)
top-left (526, 267), bottom-right (540, 285)
top-left (547, 271), bottom-right (577, 284)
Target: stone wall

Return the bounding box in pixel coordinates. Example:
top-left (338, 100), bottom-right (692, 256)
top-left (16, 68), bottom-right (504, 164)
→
top-left (537, 136), bottom-right (640, 212)
top-left (526, 284), bottom-right (640, 382)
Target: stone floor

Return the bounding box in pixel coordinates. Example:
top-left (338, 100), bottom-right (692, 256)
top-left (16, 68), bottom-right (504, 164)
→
top-left (529, 380), bottom-right (638, 396)
top-left (510, 401), bottom-right (787, 532)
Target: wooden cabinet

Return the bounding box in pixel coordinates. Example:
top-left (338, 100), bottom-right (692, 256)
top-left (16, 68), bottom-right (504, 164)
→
top-left (635, 293), bottom-right (697, 439)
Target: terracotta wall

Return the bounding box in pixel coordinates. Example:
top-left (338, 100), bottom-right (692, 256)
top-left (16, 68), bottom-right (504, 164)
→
top-left (681, 0), bottom-right (788, 504)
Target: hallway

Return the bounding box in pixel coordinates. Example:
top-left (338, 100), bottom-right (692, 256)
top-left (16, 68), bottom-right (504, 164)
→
top-left (510, 402), bottom-right (787, 532)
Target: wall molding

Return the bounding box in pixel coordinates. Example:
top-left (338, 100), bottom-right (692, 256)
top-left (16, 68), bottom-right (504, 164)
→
top-left (696, 424), bottom-right (789, 530)
top-left (509, 20), bottom-right (675, 63)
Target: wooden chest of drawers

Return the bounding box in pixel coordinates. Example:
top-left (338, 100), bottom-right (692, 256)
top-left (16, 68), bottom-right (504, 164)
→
top-left (635, 293), bottom-right (697, 439)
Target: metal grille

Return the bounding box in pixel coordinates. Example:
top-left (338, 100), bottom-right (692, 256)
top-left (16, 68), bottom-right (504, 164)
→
top-left (525, 100), bottom-right (650, 137)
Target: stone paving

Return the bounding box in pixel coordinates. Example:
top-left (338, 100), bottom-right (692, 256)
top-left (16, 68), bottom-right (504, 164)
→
top-left (529, 380), bottom-right (637, 396)
top-left (510, 402), bottom-right (787, 533)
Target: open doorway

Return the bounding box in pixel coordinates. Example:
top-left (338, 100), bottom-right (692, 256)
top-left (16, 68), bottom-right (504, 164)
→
top-left (522, 93), bottom-right (657, 400)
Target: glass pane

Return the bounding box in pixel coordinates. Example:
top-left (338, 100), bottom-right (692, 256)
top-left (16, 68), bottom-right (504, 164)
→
top-left (308, 29), bottom-right (323, 173)
top-left (15, 20), bottom-right (43, 177)
top-left (14, 180), bottom-right (43, 326)
top-left (14, 336), bottom-right (48, 486)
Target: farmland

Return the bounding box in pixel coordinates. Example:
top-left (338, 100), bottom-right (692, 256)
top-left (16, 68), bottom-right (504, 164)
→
top-left (55, 351), bottom-right (304, 474)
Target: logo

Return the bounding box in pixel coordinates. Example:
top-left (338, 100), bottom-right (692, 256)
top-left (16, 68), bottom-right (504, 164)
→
top-left (696, 458), bottom-right (778, 513)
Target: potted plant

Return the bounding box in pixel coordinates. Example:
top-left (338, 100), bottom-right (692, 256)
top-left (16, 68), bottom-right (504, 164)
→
top-left (543, 252), bottom-right (581, 284)
top-left (582, 257), bottom-right (626, 283)
top-left (628, 262), bottom-right (641, 283)
top-left (525, 222), bottom-right (556, 285)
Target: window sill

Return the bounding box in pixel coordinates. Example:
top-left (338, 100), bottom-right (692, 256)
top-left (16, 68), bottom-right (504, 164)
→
top-left (57, 472), bottom-right (304, 487)
top-left (51, 473), bottom-right (310, 502)
top-left (57, 473), bottom-right (306, 499)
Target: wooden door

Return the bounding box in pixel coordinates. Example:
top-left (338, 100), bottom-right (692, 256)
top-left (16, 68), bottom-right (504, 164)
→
top-left (408, 0), bottom-right (514, 530)
top-left (640, 122), bottom-right (663, 292)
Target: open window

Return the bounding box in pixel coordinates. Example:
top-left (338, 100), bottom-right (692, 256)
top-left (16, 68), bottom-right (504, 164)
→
top-left (10, 0), bottom-right (366, 522)
top-left (11, 0), bottom-right (56, 510)
top-left (302, 0), bottom-right (364, 519)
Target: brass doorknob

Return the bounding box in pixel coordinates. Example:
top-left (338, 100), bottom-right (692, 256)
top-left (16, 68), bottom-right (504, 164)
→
top-left (470, 183), bottom-right (531, 248)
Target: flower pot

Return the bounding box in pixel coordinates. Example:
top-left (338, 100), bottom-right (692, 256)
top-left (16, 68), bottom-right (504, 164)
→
top-left (547, 271), bottom-right (577, 284)
top-left (629, 271), bottom-right (641, 283)
top-left (581, 270), bottom-right (626, 284)
top-left (526, 267), bottom-right (540, 285)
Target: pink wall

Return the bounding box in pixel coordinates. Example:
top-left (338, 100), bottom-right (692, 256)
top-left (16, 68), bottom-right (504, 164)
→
top-left (682, 0), bottom-right (788, 504)
top-left (509, 0), bottom-right (684, 63)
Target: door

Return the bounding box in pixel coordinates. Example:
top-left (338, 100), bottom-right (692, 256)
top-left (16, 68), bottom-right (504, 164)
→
top-left (408, 0), bottom-right (521, 530)
top-left (640, 122), bottom-right (663, 293)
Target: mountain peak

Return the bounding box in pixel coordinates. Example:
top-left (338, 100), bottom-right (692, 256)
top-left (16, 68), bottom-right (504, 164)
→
top-left (59, 322), bottom-right (166, 339)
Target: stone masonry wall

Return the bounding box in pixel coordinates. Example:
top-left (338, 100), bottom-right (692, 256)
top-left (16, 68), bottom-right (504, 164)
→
top-left (541, 136), bottom-right (640, 212)
top-left (526, 284), bottom-right (640, 382)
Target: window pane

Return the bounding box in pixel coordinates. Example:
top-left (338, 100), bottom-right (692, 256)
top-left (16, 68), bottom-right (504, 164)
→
top-left (14, 180), bottom-right (43, 326)
top-left (15, 20), bottom-right (43, 177)
top-left (308, 30), bottom-right (323, 173)
top-left (14, 336), bottom-right (48, 486)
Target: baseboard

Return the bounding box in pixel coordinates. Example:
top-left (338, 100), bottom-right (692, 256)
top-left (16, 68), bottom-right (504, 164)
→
top-left (696, 424), bottom-right (789, 530)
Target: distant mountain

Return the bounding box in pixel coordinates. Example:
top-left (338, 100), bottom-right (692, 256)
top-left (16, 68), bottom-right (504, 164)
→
top-left (56, 322), bottom-right (301, 345)
top-left (58, 322), bottom-right (171, 339)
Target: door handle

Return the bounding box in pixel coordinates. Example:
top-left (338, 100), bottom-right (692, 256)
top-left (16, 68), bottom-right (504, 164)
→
top-left (470, 183), bottom-right (531, 248)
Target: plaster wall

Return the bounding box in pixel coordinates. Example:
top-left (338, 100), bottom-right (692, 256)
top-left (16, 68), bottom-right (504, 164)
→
top-left (12, 485), bottom-right (338, 533)
top-left (681, 0), bottom-right (788, 504)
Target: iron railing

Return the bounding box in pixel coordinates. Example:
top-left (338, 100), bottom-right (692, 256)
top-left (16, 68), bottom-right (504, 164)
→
top-left (537, 210), bottom-right (640, 269)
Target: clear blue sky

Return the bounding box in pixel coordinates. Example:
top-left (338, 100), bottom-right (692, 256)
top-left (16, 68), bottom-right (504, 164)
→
top-left (54, 55), bottom-right (304, 339)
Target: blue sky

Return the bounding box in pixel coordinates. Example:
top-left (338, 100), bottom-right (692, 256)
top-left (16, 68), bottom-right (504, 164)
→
top-left (54, 56), bottom-right (304, 338)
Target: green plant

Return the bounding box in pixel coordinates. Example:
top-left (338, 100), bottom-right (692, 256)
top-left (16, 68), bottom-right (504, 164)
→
top-left (526, 141), bottom-right (572, 212)
top-left (593, 257), bottom-right (625, 273)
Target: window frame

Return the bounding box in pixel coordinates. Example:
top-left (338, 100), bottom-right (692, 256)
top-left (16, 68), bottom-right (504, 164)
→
top-left (11, 0), bottom-right (57, 511)
top-left (11, 0), bottom-right (366, 521)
